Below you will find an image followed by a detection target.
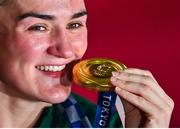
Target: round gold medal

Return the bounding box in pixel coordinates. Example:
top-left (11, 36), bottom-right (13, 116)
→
top-left (73, 58), bottom-right (126, 91)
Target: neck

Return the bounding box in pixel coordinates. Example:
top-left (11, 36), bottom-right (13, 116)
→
top-left (0, 83), bottom-right (51, 127)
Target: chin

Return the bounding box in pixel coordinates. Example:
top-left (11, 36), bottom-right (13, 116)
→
top-left (39, 86), bottom-right (72, 104)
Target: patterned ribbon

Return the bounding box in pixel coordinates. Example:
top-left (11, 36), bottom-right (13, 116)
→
top-left (57, 94), bottom-right (92, 127)
top-left (57, 91), bottom-right (121, 128)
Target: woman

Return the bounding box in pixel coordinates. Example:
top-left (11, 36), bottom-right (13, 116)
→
top-left (0, 0), bottom-right (174, 127)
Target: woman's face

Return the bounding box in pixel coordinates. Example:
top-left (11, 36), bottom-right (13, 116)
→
top-left (0, 0), bottom-right (87, 103)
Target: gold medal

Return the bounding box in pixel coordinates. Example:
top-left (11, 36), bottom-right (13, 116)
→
top-left (73, 58), bottom-right (126, 91)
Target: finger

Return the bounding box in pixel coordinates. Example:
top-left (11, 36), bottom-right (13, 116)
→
top-left (112, 71), bottom-right (157, 90)
top-left (111, 77), bottom-right (169, 110)
top-left (123, 68), bottom-right (168, 99)
top-left (115, 87), bottom-right (160, 117)
top-left (112, 71), bottom-right (173, 108)
top-left (123, 68), bottom-right (158, 83)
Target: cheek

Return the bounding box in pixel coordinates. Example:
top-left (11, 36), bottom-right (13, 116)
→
top-left (73, 40), bottom-right (87, 57)
top-left (72, 33), bottom-right (88, 58)
top-left (12, 35), bottom-right (48, 61)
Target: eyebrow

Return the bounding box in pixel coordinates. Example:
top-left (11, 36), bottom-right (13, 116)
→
top-left (71, 10), bottom-right (87, 19)
top-left (16, 10), bottom-right (88, 21)
top-left (17, 12), bottom-right (55, 21)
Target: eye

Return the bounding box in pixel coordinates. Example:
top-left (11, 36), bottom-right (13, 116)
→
top-left (28, 24), bottom-right (49, 32)
top-left (66, 22), bottom-right (83, 30)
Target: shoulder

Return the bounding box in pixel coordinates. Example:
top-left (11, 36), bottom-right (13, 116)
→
top-left (71, 93), bottom-right (96, 122)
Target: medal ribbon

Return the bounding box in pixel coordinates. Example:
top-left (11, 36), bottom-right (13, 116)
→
top-left (93, 91), bottom-right (117, 127)
top-left (58, 92), bottom-right (125, 128)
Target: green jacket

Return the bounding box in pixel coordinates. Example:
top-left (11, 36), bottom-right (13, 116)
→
top-left (34, 93), bottom-right (123, 128)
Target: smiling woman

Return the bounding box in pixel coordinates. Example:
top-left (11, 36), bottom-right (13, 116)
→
top-left (0, 0), bottom-right (174, 128)
top-left (0, 0), bottom-right (90, 127)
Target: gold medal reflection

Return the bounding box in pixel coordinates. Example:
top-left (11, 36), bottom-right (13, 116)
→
top-left (73, 58), bottom-right (127, 91)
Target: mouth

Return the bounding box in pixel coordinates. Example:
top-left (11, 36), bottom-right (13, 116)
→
top-left (35, 65), bottom-right (66, 78)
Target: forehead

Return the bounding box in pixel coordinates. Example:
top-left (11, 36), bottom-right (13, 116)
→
top-left (12, 0), bottom-right (86, 16)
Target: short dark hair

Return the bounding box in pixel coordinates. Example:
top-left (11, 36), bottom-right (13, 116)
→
top-left (0, 0), bottom-right (8, 6)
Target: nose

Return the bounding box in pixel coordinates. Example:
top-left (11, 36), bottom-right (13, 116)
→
top-left (47, 30), bottom-right (74, 59)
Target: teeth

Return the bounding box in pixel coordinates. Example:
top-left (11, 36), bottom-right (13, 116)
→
top-left (45, 66), bottom-right (49, 71)
top-left (40, 66), bottom-right (45, 71)
top-left (36, 65), bottom-right (66, 72)
top-left (49, 66), bottom-right (53, 71)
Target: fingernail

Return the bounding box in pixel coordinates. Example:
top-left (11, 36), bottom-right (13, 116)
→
top-left (111, 77), bottom-right (117, 82)
top-left (112, 71), bottom-right (120, 77)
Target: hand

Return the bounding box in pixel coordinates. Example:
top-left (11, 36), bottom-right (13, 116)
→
top-left (110, 68), bottom-right (174, 127)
